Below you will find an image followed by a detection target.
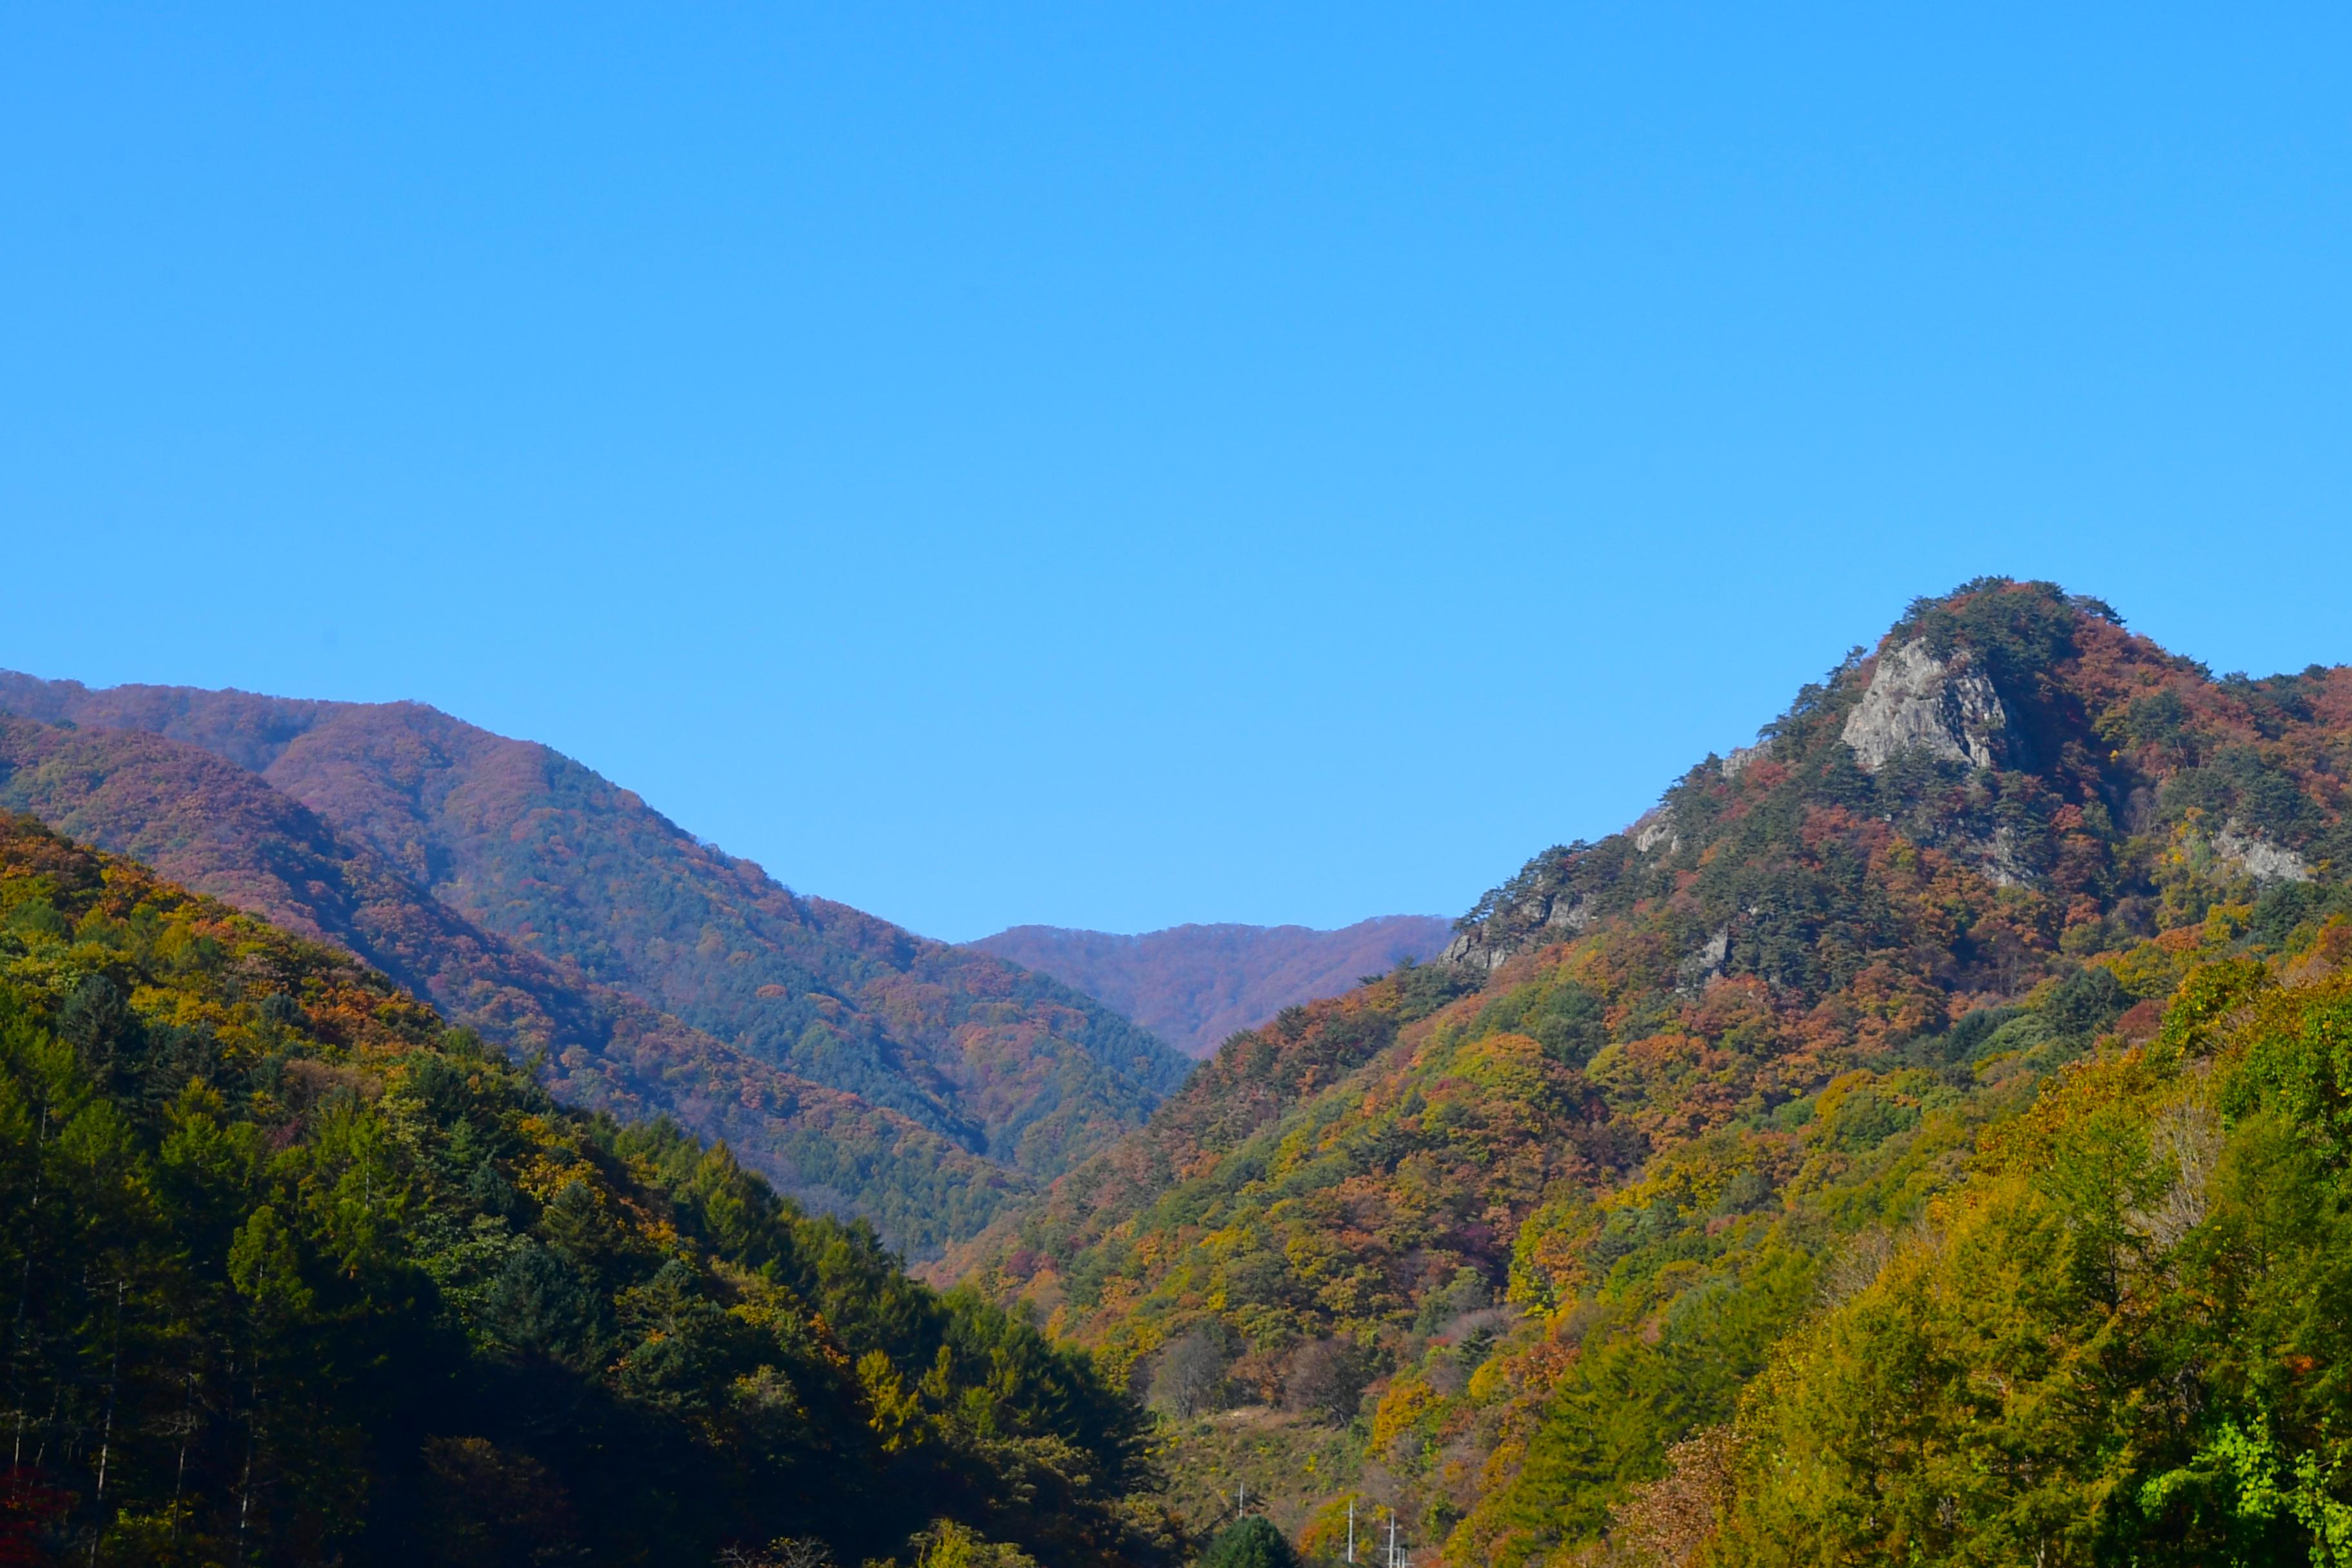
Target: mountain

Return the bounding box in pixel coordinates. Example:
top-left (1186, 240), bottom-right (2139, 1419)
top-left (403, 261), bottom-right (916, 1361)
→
top-left (969, 917), bottom-right (1454, 1058)
top-left (0, 808), bottom-right (1177, 1566)
top-left (0, 675), bottom-right (1193, 1255)
top-left (0, 713), bottom-right (1019, 1255)
top-left (945, 580), bottom-right (2352, 1563)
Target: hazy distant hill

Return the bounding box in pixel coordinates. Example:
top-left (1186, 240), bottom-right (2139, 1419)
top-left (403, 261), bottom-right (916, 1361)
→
top-left (0, 673), bottom-right (1192, 1253)
top-left (971, 916), bottom-right (1453, 1057)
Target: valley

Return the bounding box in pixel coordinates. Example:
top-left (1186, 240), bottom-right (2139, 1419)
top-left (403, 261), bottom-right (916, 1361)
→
top-left (9, 578), bottom-right (2352, 1565)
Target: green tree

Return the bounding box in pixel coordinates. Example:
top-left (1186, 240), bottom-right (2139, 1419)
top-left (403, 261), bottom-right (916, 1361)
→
top-left (1196, 1515), bottom-right (1300, 1568)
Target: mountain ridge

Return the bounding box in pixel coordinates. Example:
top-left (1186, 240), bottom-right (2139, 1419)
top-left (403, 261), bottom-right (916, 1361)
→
top-left (945, 579), bottom-right (2352, 1561)
top-left (970, 916), bottom-right (1453, 1058)
top-left (0, 673), bottom-right (1193, 1255)
top-left (0, 709), bottom-right (1026, 1251)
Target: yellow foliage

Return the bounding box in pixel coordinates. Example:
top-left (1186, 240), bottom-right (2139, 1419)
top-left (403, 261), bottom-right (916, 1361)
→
top-left (1450, 1031), bottom-right (1551, 1102)
top-left (858, 1349), bottom-right (926, 1451)
top-left (1507, 1193), bottom-right (1599, 1309)
top-left (910, 1518), bottom-right (1041, 1567)
top-left (2099, 939), bottom-right (2183, 1003)
top-left (1370, 1373), bottom-right (1446, 1451)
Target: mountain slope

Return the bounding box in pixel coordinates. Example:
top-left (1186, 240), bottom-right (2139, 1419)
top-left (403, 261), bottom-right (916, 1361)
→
top-left (0, 808), bottom-right (1175, 1567)
top-left (970, 917), bottom-right (1453, 1058)
top-left (1704, 954), bottom-right (2352, 1567)
top-left (946, 580), bottom-right (2352, 1561)
top-left (0, 676), bottom-right (1191, 1188)
top-left (0, 712), bottom-right (1023, 1253)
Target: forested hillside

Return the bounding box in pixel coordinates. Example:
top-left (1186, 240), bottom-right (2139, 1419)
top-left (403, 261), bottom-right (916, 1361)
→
top-left (970, 919), bottom-right (1453, 1058)
top-left (0, 678), bottom-right (1193, 1254)
top-left (0, 809), bottom-right (1176, 1566)
top-left (0, 714), bottom-right (1019, 1254)
top-left (949, 580), bottom-right (2352, 1564)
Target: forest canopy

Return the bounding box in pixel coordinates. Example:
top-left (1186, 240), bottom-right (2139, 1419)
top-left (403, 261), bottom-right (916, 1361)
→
top-left (945, 582), bottom-right (2352, 1565)
top-left (0, 810), bottom-right (1177, 1567)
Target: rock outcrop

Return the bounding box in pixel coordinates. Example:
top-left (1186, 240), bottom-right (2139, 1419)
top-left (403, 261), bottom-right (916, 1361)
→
top-left (1441, 885), bottom-right (1591, 972)
top-left (1841, 640), bottom-right (2010, 773)
top-left (1719, 739), bottom-right (1774, 779)
top-left (1633, 805), bottom-right (1681, 856)
top-left (1967, 823), bottom-right (2039, 888)
top-left (1678, 925), bottom-right (1731, 992)
top-left (2214, 821), bottom-right (2314, 885)
top-left (1442, 928), bottom-right (1505, 971)
top-left (1446, 801), bottom-right (1688, 974)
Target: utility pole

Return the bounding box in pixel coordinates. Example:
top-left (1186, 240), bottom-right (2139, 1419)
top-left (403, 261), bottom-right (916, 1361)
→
top-left (1387, 1513), bottom-right (1397, 1568)
top-left (1346, 1498), bottom-right (1355, 1565)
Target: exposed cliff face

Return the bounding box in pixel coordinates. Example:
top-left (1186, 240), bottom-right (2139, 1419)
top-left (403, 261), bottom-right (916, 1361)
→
top-left (1838, 638), bottom-right (2011, 773)
top-left (1440, 874), bottom-right (1595, 972)
top-left (1632, 805), bottom-right (1681, 855)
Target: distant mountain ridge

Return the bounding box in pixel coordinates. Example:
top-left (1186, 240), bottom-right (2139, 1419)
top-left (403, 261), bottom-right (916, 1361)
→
top-left (972, 916), bottom-right (1453, 1057)
top-left (0, 672), bottom-right (1192, 1255)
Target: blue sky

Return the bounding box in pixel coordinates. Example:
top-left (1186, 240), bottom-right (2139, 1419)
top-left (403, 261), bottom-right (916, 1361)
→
top-left (4, 5), bottom-right (2349, 941)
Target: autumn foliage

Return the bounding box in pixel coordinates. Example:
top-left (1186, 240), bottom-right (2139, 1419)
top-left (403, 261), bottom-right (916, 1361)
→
top-left (952, 581), bottom-right (2352, 1562)
top-left (0, 812), bottom-right (1175, 1566)
top-left (0, 678), bottom-right (1191, 1256)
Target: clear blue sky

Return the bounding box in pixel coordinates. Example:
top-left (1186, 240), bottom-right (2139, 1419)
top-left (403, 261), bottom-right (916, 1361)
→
top-left (5, 6), bottom-right (2349, 941)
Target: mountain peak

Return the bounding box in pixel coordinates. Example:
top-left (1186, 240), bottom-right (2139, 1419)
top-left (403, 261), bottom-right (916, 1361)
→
top-left (1446, 583), bottom-right (2346, 975)
top-left (946, 590), bottom-right (2352, 1553)
top-left (1882, 574), bottom-right (2125, 665)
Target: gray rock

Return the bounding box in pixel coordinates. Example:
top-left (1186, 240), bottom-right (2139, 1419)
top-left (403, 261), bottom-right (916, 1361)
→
top-left (1442, 930), bottom-right (1511, 972)
top-left (1972, 824), bottom-right (2039, 889)
top-left (1678, 926), bottom-right (1732, 994)
top-left (1446, 885), bottom-right (1594, 974)
top-left (1633, 805), bottom-right (1681, 856)
top-left (1545, 895), bottom-right (1592, 933)
top-left (1719, 738), bottom-right (1774, 779)
top-left (2214, 821), bottom-right (2313, 885)
top-left (1840, 640), bottom-right (2009, 774)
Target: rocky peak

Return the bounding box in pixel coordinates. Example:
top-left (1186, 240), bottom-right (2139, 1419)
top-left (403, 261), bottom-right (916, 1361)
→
top-left (1840, 639), bottom-right (2010, 774)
